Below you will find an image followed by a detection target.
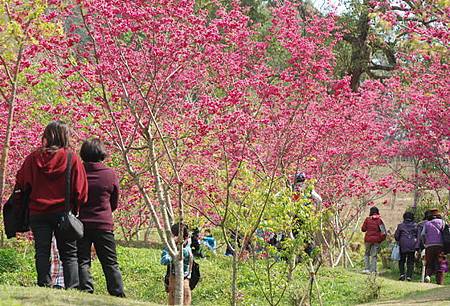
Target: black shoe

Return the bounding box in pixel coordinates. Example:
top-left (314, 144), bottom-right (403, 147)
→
top-left (399, 275), bottom-right (406, 281)
top-left (52, 285), bottom-right (64, 289)
top-left (406, 277), bottom-right (412, 281)
top-left (114, 293), bottom-right (126, 298)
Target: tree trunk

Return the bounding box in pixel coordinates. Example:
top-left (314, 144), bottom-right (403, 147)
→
top-left (231, 251), bottom-right (238, 306)
top-left (173, 256), bottom-right (184, 305)
top-left (413, 159), bottom-right (420, 209)
top-left (391, 157), bottom-right (398, 210)
top-left (0, 99), bottom-right (15, 204)
top-left (348, 0), bottom-right (370, 92)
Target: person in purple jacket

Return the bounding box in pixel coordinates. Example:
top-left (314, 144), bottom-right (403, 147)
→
top-left (394, 211), bottom-right (417, 281)
top-left (77, 138), bottom-right (125, 297)
top-left (421, 208), bottom-right (445, 284)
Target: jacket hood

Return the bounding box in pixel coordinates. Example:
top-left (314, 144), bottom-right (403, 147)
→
top-left (430, 218), bottom-right (444, 227)
top-left (33, 148), bottom-right (68, 177)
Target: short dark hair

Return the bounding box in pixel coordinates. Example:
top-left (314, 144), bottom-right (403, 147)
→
top-left (403, 211), bottom-right (414, 221)
top-left (43, 120), bottom-right (70, 149)
top-left (171, 222), bottom-right (189, 239)
top-left (369, 206), bottom-right (379, 216)
top-left (80, 138), bottom-right (107, 162)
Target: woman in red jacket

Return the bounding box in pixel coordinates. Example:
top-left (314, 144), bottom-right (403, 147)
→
top-left (361, 207), bottom-right (386, 273)
top-left (15, 121), bottom-right (88, 288)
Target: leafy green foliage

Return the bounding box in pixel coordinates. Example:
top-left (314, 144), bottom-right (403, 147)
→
top-left (407, 193), bottom-right (448, 223)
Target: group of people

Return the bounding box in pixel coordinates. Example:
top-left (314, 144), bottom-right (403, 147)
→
top-left (13, 121), bottom-right (125, 296)
top-left (362, 206), bottom-right (448, 284)
top-left (191, 228), bottom-right (217, 258)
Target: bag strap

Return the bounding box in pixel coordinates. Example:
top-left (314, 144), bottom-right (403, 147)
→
top-left (65, 152), bottom-right (73, 213)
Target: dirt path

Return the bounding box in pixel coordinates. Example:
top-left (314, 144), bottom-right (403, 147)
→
top-left (363, 286), bottom-right (450, 305)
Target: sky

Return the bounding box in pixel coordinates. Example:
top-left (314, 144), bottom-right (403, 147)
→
top-left (311, 0), bottom-right (348, 15)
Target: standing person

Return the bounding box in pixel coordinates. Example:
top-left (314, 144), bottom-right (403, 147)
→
top-left (161, 223), bottom-right (193, 306)
top-left (77, 138), bottom-right (125, 297)
top-left (14, 120), bottom-right (88, 288)
top-left (291, 172), bottom-right (322, 256)
top-left (50, 236), bottom-right (65, 289)
top-left (191, 228), bottom-right (204, 258)
top-left (421, 208), bottom-right (445, 284)
top-left (416, 210), bottom-right (432, 252)
top-left (202, 229), bottom-right (217, 253)
top-left (416, 210), bottom-right (432, 282)
top-left (361, 207), bottom-right (386, 274)
top-left (291, 172), bottom-right (322, 207)
top-left (394, 211), bottom-right (417, 281)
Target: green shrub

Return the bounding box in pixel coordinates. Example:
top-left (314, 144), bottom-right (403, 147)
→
top-left (360, 274), bottom-right (382, 303)
top-left (0, 247), bottom-right (35, 286)
top-left (0, 249), bottom-right (21, 273)
top-left (407, 193), bottom-right (447, 222)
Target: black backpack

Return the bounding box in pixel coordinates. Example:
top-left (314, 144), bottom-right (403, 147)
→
top-left (442, 224), bottom-right (450, 254)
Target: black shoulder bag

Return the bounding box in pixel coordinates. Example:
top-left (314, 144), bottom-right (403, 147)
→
top-left (56, 152), bottom-right (84, 241)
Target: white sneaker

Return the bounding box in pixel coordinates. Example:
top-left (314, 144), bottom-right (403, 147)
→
top-left (424, 276), bottom-right (431, 283)
top-left (362, 269), bottom-right (370, 274)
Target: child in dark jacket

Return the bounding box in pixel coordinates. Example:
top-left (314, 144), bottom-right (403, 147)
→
top-left (361, 207), bottom-right (386, 273)
top-left (394, 211), bottom-right (417, 281)
top-left (438, 252), bottom-right (448, 285)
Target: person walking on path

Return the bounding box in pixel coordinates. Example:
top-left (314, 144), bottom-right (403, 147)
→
top-left (14, 120), bottom-right (88, 289)
top-left (77, 138), bottom-right (125, 297)
top-left (394, 211), bottom-right (417, 281)
top-left (361, 206), bottom-right (386, 274)
top-left (421, 208), bottom-right (445, 284)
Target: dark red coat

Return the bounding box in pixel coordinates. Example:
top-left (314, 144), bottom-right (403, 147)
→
top-left (78, 162), bottom-right (119, 231)
top-left (361, 215), bottom-right (386, 243)
top-left (15, 148), bottom-right (88, 215)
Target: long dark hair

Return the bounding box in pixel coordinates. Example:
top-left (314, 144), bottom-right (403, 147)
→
top-left (42, 120), bottom-right (70, 150)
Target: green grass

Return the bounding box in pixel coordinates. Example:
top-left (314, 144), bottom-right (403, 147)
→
top-left (0, 285), bottom-right (155, 306)
top-left (0, 244), bottom-right (448, 305)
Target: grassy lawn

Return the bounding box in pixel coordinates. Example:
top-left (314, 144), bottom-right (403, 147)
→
top-left (0, 285), bottom-right (156, 306)
top-left (0, 244), bottom-right (449, 305)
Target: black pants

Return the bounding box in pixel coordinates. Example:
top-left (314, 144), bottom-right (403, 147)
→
top-left (77, 229), bottom-right (125, 297)
top-left (30, 213), bottom-right (79, 289)
top-left (399, 251), bottom-right (415, 278)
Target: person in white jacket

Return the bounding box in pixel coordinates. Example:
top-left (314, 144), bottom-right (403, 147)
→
top-left (292, 172), bottom-right (322, 207)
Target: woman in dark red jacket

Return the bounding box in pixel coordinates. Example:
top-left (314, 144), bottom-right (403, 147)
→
top-left (77, 138), bottom-right (125, 297)
top-left (15, 121), bottom-right (88, 288)
top-left (361, 207), bottom-right (386, 273)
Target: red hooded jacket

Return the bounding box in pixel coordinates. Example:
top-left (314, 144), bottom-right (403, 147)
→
top-left (361, 214), bottom-right (386, 244)
top-left (15, 148), bottom-right (88, 215)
